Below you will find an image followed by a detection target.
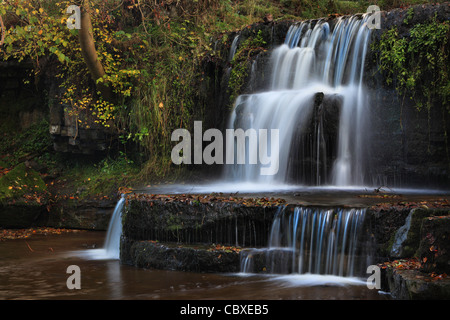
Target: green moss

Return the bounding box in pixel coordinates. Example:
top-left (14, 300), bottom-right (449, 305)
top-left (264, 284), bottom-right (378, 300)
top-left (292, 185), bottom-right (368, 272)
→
top-left (373, 18), bottom-right (450, 112)
top-left (228, 30), bottom-right (268, 105)
top-left (0, 119), bottom-right (52, 168)
top-left (0, 163), bottom-right (47, 202)
top-left (58, 154), bottom-right (140, 200)
top-left (166, 214), bottom-right (182, 231)
top-left (228, 60), bottom-right (250, 105)
top-left (387, 208), bottom-right (450, 258)
top-left (401, 209), bottom-right (431, 257)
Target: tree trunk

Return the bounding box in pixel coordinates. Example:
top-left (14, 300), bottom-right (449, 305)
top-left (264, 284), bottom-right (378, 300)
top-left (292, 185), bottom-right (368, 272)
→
top-left (78, 0), bottom-right (112, 101)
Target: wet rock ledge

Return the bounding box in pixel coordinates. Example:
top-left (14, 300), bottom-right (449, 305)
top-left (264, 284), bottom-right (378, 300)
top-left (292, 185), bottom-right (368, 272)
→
top-left (120, 193), bottom-right (282, 272)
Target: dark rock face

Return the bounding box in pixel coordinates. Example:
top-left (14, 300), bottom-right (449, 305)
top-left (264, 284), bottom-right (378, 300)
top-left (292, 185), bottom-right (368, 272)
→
top-left (367, 84), bottom-right (450, 189)
top-left (50, 108), bottom-right (113, 154)
top-left (365, 207), bottom-right (412, 259)
top-left (287, 93), bottom-right (342, 185)
top-left (121, 239), bottom-right (240, 273)
top-left (0, 204), bottom-right (46, 228)
top-left (0, 61), bottom-right (46, 131)
top-left (417, 215), bottom-right (450, 274)
top-left (364, 3), bottom-right (450, 189)
top-left (383, 268), bottom-right (450, 300)
top-left (49, 88), bottom-right (116, 155)
top-left (0, 198), bottom-right (116, 230)
top-left (44, 199), bottom-right (116, 230)
top-left (366, 206), bottom-right (450, 262)
top-left (122, 198), bottom-right (278, 247)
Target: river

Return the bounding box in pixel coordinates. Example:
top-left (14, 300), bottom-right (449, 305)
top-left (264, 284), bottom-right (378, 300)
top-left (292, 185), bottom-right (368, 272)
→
top-left (0, 230), bottom-right (388, 301)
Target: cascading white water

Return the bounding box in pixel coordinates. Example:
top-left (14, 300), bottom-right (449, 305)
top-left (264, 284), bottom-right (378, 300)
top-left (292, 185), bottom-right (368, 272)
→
top-left (229, 34), bottom-right (240, 61)
top-left (269, 207), bottom-right (366, 276)
top-left (241, 206), bottom-right (367, 277)
top-left (103, 195), bottom-right (125, 259)
top-left (225, 15), bottom-right (373, 186)
top-left (80, 195), bottom-right (125, 260)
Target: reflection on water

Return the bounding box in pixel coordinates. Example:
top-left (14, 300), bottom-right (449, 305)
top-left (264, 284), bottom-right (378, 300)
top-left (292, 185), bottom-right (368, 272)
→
top-left (0, 231), bottom-right (388, 300)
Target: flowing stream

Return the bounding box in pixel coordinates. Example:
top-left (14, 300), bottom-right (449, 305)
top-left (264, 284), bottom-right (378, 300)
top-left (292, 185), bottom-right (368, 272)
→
top-left (0, 231), bottom-right (385, 300)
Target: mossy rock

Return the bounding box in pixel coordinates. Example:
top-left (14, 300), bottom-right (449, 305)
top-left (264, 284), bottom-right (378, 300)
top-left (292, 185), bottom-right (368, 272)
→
top-left (388, 208), bottom-right (450, 259)
top-left (0, 162), bottom-right (47, 202)
top-left (0, 163), bottom-right (48, 227)
top-left (384, 268), bottom-right (450, 300)
top-left (417, 215), bottom-right (450, 274)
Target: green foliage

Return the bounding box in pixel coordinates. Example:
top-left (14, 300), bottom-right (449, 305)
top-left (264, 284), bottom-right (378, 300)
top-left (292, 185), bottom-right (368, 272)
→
top-left (334, 0), bottom-right (433, 15)
top-left (377, 0), bottom-right (430, 11)
top-left (2, 0), bottom-right (438, 182)
top-left (404, 7), bottom-right (415, 25)
top-left (0, 2), bottom-right (72, 65)
top-left (1, 0), bottom-right (141, 131)
top-left (278, 0), bottom-right (339, 19)
top-left (0, 119), bottom-right (53, 167)
top-left (374, 17), bottom-right (450, 112)
top-left (59, 152), bottom-right (139, 199)
top-left (228, 30), bottom-right (268, 105)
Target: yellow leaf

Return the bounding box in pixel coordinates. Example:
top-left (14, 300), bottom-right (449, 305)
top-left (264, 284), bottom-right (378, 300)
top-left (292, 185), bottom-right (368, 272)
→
top-left (39, 8), bottom-right (44, 13)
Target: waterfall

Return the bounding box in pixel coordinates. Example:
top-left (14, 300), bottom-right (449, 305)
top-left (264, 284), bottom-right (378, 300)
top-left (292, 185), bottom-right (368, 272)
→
top-left (241, 206), bottom-right (367, 277)
top-left (80, 195), bottom-right (125, 260)
top-left (224, 14), bottom-right (373, 186)
top-left (103, 195), bottom-right (125, 259)
top-left (229, 34), bottom-right (240, 61)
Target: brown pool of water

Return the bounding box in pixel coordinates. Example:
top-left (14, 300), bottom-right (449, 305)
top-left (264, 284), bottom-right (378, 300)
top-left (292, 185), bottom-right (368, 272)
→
top-left (0, 231), bottom-right (389, 301)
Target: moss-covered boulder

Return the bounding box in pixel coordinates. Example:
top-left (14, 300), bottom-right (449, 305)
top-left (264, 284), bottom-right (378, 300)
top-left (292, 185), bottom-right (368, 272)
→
top-left (0, 163), bottom-right (47, 202)
top-left (389, 208), bottom-right (436, 258)
top-left (0, 163), bottom-right (48, 228)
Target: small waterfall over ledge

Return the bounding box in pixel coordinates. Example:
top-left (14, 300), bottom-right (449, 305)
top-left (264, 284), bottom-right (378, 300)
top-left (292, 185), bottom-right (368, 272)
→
top-left (224, 14), bottom-right (373, 186)
top-left (240, 206), bottom-right (370, 277)
top-left (80, 195), bottom-right (125, 260)
top-left (103, 195), bottom-right (125, 259)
